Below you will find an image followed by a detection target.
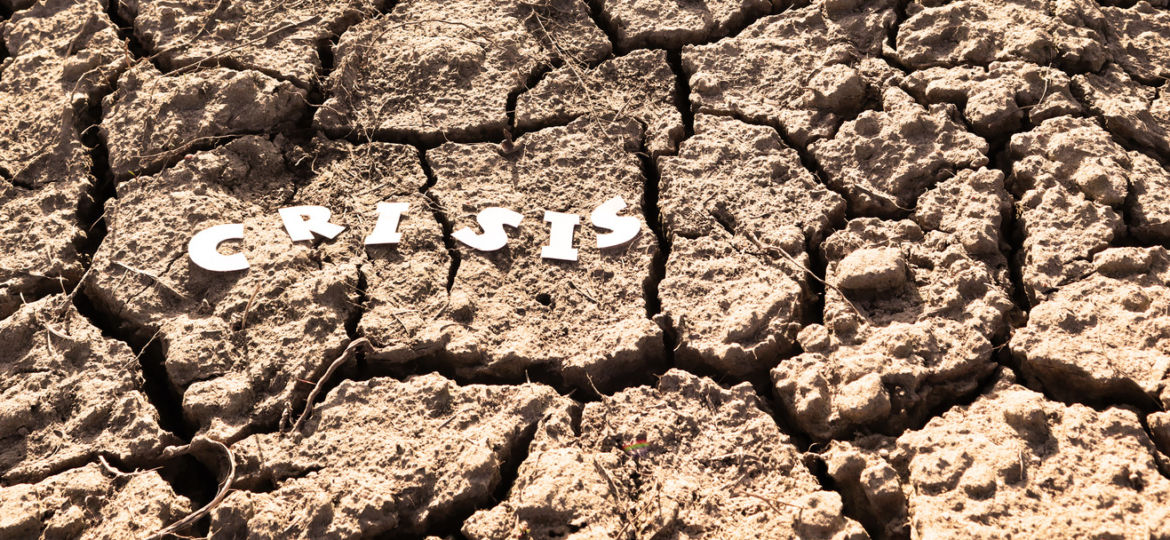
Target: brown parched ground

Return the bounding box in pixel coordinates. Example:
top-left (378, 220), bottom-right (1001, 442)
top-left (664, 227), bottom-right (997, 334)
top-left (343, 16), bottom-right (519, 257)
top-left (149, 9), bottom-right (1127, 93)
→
top-left (2, 0), bottom-right (1170, 538)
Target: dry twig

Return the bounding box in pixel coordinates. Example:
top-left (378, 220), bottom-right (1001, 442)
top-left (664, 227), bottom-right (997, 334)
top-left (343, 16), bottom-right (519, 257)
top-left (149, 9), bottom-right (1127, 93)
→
top-left (147, 438), bottom-right (236, 540)
top-left (293, 338), bottom-right (372, 431)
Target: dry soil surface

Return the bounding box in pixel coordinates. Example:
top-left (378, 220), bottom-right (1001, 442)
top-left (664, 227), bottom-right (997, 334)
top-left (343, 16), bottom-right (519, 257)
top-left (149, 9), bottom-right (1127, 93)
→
top-left (1, 0), bottom-right (1169, 538)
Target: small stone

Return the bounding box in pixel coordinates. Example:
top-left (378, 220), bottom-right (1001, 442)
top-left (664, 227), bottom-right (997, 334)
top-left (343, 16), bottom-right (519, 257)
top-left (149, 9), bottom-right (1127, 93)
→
top-left (834, 247), bottom-right (907, 291)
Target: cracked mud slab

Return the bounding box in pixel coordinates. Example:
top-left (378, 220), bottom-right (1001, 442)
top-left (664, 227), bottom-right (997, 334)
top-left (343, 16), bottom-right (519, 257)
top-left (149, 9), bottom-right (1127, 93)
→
top-left (101, 61), bottom-right (307, 179)
top-left (427, 117), bottom-right (663, 391)
top-left (1074, 65), bottom-right (1170, 161)
top-left (0, 462), bottom-right (193, 538)
top-left (119, 0), bottom-right (381, 88)
top-left (465, 369), bottom-right (868, 539)
top-left (210, 374), bottom-right (569, 538)
top-left (85, 136), bottom-right (382, 442)
top-left (0, 295), bottom-right (177, 484)
top-left (657, 114), bottom-right (845, 377)
top-left (1008, 115), bottom-right (1170, 301)
top-left (593, 0), bottom-right (776, 49)
top-left (822, 377), bottom-right (1170, 538)
top-left (1101, 2), bottom-right (1170, 84)
top-left (316, 0), bottom-right (610, 144)
top-left (515, 49), bottom-right (683, 157)
top-left (772, 167), bottom-right (1014, 440)
top-left (1012, 247), bottom-right (1170, 411)
top-left (682, 0), bottom-right (896, 147)
top-left (0, 0), bottom-right (128, 319)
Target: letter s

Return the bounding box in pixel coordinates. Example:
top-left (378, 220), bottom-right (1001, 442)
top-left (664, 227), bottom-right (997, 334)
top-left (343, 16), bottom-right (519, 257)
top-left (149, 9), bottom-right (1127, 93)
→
top-left (452, 207), bottom-right (524, 251)
top-left (591, 196), bottom-right (640, 249)
top-left (189, 223), bottom-right (249, 272)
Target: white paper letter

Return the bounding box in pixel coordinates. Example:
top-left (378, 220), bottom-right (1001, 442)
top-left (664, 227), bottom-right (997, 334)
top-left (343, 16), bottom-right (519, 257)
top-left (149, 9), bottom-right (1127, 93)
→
top-left (279, 205), bottom-right (345, 242)
top-left (189, 223), bottom-right (248, 272)
top-left (365, 202), bottom-right (409, 245)
top-left (541, 211), bottom-right (580, 261)
top-left (591, 196), bottom-right (640, 249)
top-left (452, 207), bottom-right (524, 251)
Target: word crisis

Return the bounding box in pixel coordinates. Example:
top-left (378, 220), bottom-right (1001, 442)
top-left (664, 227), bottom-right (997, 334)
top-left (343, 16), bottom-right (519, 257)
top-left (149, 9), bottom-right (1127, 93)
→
top-left (188, 196), bottom-right (641, 272)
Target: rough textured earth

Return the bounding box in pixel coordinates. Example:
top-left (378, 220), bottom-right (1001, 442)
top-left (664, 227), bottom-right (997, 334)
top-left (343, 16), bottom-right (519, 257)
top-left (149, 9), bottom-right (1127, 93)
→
top-left (3, 0), bottom-right (1170, 537)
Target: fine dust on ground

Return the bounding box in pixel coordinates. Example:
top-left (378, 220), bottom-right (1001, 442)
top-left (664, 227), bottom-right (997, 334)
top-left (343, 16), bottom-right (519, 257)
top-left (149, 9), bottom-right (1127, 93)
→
top-left (1, 0), bottom-right (1170, 538)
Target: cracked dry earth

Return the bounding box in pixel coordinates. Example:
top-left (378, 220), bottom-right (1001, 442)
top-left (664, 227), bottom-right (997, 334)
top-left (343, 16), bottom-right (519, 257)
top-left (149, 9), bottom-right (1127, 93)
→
top-left (3, 0), bottom-right (1170, 539)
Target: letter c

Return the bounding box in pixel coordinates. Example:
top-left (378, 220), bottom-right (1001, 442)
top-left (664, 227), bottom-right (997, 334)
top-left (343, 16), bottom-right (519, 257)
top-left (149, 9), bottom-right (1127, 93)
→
top-left (188, 223), bottom-right (249, 272)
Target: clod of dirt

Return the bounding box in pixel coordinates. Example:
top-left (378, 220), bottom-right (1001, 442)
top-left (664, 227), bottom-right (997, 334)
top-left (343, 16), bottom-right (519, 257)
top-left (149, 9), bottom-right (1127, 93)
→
top-left (85, 136), bottom-right (363, 442)
top-left (119, 0), bottom-right (380, 88)
top-left (593, 0), bottom-right (776, 49)
top-left (822, 379), bottom-right (1170, 538)
top-left (682, 0), bottom-right (896, 147)
top-left (100, 61), bottom-right (307, 180)
top-left (426, 117), bottom-right (663, 391)
top-left (1074, 65), bottom-right (1170, 161)
top-left (895, 0), bottom-right (1108, 72)
top-left (515, 49), bottom-right (683, 157)
top-left (1101, 2), bottom-right (1170, 84)
top-left (210, 374), bottom-right (570, 538)
top-left (464, 369), bottom-right (868, 539)
top-left (316, 0), bottom-right (610, 144)
top-left (0, 462), bottom-right (193, 538)
top-left (811, 88), bottom-right (989, 217)
top-left (901, 62), bottom-right (1082, 139)
top-left (1007, 115), bottom-right (1170, 301)
top-left (0, 295), bottom-right (177, 484)
top-left (1150, 412), bottom-right (1170, 454)
top-left (1011, 246), bottom-right (1170, 411)
top-left (772, 190), bottom-right (1013, 440)
top-left (657, 114), bottom-right (845, 377)
top-left (0, 0), bottom-right (129, 319)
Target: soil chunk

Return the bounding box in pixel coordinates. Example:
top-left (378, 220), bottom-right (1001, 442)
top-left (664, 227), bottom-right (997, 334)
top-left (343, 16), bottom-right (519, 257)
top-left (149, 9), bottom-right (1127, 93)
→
top-left (1074, 65), bottom-right (1170, 161)
top-left (811, 88), bottom-right (989, 217)
top-left (515, 49), bottom-right (683, 157)
top-left (1007, 115), bottom-right (1170, 301)
top-left (895, 0), bottom-right (1108, 71)
top-left (85, 136), bottom-right (366, 442)
top-left (119, 0), bottom-right (381, 88)
top-left (464, 369), bottom-right (869, 539)
top-left (0, 462), bottom-right (193, 539)
top-left (101, 61), bottom-right (307, 180)
top-left (1012, 246), bottom-right (1170, 411)
top-left (657, 114), bottom-right (845, 376)
top-left (594, 0), bottom-right (776, 49)
top-left (0, 295), bottom-right (177, 484)
top-left (210, 374), bottom-right (570, 538)
top-left (1101, 2), bottom-right (1170, 84)
top-left (682, 0), bottom-right (895, 147)
top-left (427, 117), bottom-right (662, 391)
top-left (316, 0), bottom-right (610, 144)
top-left (901, 62), bottom-right (1082, 139)
top-left (0, 0), bottom-right (128, 319)
top-left (822, 379), bottom-right (1170, 538)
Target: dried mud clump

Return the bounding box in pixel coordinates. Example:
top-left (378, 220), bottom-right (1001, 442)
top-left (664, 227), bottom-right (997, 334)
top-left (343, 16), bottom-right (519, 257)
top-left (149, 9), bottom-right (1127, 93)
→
top-left (0, 462), bottom-right (192, 538)
top-left (0, 0), bottom-right (128, 319)
top-left (465, 369), bottom-right (868, 539)
top-left (1012, 247), bottom-right (1170, 411)
top-left (593, 0), bottom-right (776, 49)
top-left (895, 0), bottom-right (1108, 71)
top-left (0, 295), bottom-right (176, 484)
top-left (427, 118), bottom-right (662, 390)
top-left (317, 0), bottom-right (610, 144)
top-left (1100, 2), bottom-right (1170, 84)
top-left (515, 49), bottom-right (683, 157)
top-left (211, 374), bottom-right (569, 538)
top-left (1074, 65), bottom-right (1170, 161)
top-left (822, 379), bottom-right (1170, 538)
top-left (100, 61), bottom-right (307, 179)
top-left (901, 62), bottom-right (1083, 139)
top-left (657, 115), bottom-right (845, 377)
top-left (811, 88), bottom-right (989, 217)
top-left (682, 0), bottom-right (896, 147)
top-left (119, 0), bottom-right (381, 88)
top-left (84, 136), bottom-right (364, 442)
top-left (1008, 115), bottom-right (1170, 301)
top-left (772, 168), bottom-right (1014, 440)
